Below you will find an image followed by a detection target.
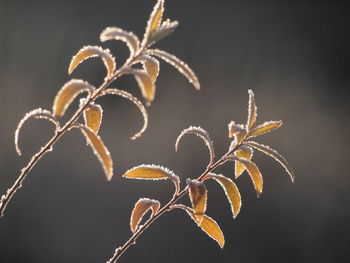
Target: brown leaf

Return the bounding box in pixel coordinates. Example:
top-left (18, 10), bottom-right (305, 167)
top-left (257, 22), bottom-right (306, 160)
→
top-left (245, 141), bottom-right (295, 183)
top-left (248, 120), bottom-right (282, 138)
top-left (15, 108), bottom-right (58, 156)
top-left (99, 88), bottom-right (148, 140)
top-left (235, 157), bottom-right (263, 197)
top-left (142, 0), bottom-right (164, 47)
top-left (130, 198), bottom-right (160, 233)
top-left (187, 179), bottom-right (207, 223)
top-left (124, 68), bottom-right (155, 104)
top-left (246, 90), bottom-right (257, 130)
top-left (68, 46), bottom-right (116, 79)
top-left (174, 204), bottom-right (225, 248)
top-left (82, 101), bottom-right (103, 133)
top-left (53, 79), bottom-right (95, 118)
top-left (100, 27), bottom-right (140, 55)
top-left (234, 146), bottom-right (253, 179)
top-left (147, 49), bottom-right (200, 91)
top-left (135, 55), bottom-right (160, 83)
top-left (73, 124), bottom-right (113, 181)
top-left (206, 173), bottom-right (241, 218)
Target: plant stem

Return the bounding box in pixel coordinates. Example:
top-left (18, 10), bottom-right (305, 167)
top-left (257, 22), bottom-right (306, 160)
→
top-left (107, 142), bottom-right (242, 263)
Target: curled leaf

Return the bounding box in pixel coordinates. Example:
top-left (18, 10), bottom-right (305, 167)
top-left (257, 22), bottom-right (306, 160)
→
top-left (173, 204), bottom-right (225, 248)
top-left (187, 179), bottom-right (207, 223)
top-left (245, 141), bottom-right (295, 183)
top-left (175, 126), bottom-right (215, 165)
top-left (130, 198), bottom-right (160, 233)
top-left (147, 49), bottom-right (200, 91)
top-left (235, 157), bottom-right (263, 197)
top-left (148, 19), bottom-right (179, 44)
top-left (228, 121), bottom-right (247, 144)
top-left (100, 27), bottom-right (140, 55)
top-left (134, 55), bottom-right (160, 83)
top-left (123, 68), bottom-right (155, 104)
top-left (15, 108), bottom-right (59, 156)
top-left (246, 90), bottom-right (257, 130)
top-left (53, 79), bottom-right (95, 118)
top-left (72, 124), bottom-right (113, 181)
top-left (234, 146), bottom-right (253, 179)
top-left (249, 120), bottom-right (282, 138)
top-left (142, 0), bottom-right (164, 47)
top-left (99, 88), bottom-right (148, 140)
top-left (123, 164), bottom-right (180, 192)
top-left (68, 46), bottom-right (116, 79)
top-left (205, 173), bottom-right (241, 218)
top-left (80, 99), bottom-right (103, 134)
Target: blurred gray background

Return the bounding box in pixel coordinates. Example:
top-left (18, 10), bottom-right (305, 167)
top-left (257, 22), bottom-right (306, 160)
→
top-left (0, 0), bottom-right (349, 262)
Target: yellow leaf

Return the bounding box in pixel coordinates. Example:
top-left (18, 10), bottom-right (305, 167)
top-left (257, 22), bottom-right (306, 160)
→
top-left (206, 173), bottom-right (241, 218)
top-left (130, 198), bottom-right (160, 233)
top-left (245, 141), bottom-right (295, 183)
top-left (249, 120), bottom-right (282, 138)
top-left (236, 157), bottom-right (263, 197)
top-left (53, 79), bottom-right (95, 118)
top-left (124, 68), bottom-right (155, 104)
top-left (246, 90), bottom-right (257, 130)
top-left (143, 0), bottom-right (164, 46)
top-left (187, 179), bottom-right (207, 223)
top-left (234, 146), bottom-right (253, 179)
top-left (136, 55), bottom-right (160, 83)
top-left (68, 46), bottom-right (116, 79)
top-left (73, 124), bottom-right (113, 181)
top-left (123, 164), bottom-right (179, 182)
top-left (228, 121), bottom-right (247, 144)
top-left (175, 205), bottom-right (225, 248)
top-left (83, 102), bottom-right (103, 133)
top-left (147, 49), bottom-right (200, 91)
top-left (100, 27), bottom-right (140, 55)
top-left (148, 19), bottom-right (179, 44)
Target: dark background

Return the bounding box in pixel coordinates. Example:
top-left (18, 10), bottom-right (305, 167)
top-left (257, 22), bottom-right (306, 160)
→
top-left (0, 0), bottom-right (349, 262)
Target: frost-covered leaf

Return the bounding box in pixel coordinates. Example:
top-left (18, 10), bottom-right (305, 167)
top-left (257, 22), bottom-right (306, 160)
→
top-left (142, 0), bottom-right (164, 47)
top-left (228, 121), bottom-right (247, 144)
top-left (174, 204), bottom-right (225, 248)
top-left (148, 19), bottom-right (179, 44)
top-left (80, 100), bottom-right (103, 133)
top-left (124, 68), bottom-right (155, 104)
top-left (147, 49), bottom-right (200, 91)
top-left (234, 146), bottom-right (253, 179)
top-left (245, 141), bottom-right (295, 183)
top-left (206, 173), bottom-right (241, 218)
top-left (53, 79), bottom-right (95, 118)
top-left (130, 198), bottom-right (160, 233)
top-left (235, 157), bottom-right (263, 197)
top-left (249, 120), bottom-right (282, 138)
top-left (68, 46), bottom-right (116, 79)
top-left (135, 55), bottom-right (160, 83)
top-left (187, 179), bottom-right (207, 223)
top-left (123, 164), bottom-right (180, 191)
top-left (72, 124), bottom-right (113, 181)
top-left (15, 108), bottom-right (58, 156)
top-left (99, 88), bottom-right (148, 140)
top-left (100, 27), bottom-right (140, 55)
top-left (246, 90), bottom-right (257, 130)
top-left (175, 126), bottom-right (215, 165)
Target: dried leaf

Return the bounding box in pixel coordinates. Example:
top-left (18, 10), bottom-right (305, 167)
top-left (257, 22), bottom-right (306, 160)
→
top-left (249, 120), bottom-right (282, 138)
top-left (68, 46), bottom-right (116, 79)
top-left (245, 141), bottom-right (295, 183)
top-left (206, 173), bottom-right (241, 218)
top-left (174, 204), bottom-right (225, 248)
top-left (99, 88), bottom-right (148, 140)
top-left (53, 79), bottom-right (95, 118)
top-left (235, 157), bottom-right (263, 197)
top-left (72, 124), bottom-right (113, 181)
top-left (187, 179), bottom-right (207, 223)
top-left (147, 49), bottom-right (200, 91)
top-left (81, 100), bottom-right (103, 133)
top-left (135, 55), bottom-right (160, 83)
top-left (123, 164), bottom-right (180, 192)
top-left (148, 19), bottom-right (179, 44)
top-left (246, 90), bottom-right (257, 130)
top-left (124, 68), bottom-right (155, 104)
top-left (234, 146), bottom-right (253, 179)
top-left (175, 126), bottom-right (215, 165)
top-left (228, 121), bottom-right (247, 144)
top-left (130, 198), bottom-right (160, 233)
top-left (15, 108), bottom-right (58, 156)
top-left (100, 27), bottom-right (140, 55)
top-left (142, 0), bottom-right (164, 47)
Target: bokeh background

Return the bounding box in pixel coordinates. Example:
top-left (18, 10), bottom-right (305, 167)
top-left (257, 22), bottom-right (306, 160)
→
top-left (0, 0), bottom-right (349, 262)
